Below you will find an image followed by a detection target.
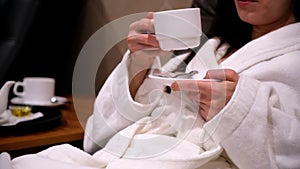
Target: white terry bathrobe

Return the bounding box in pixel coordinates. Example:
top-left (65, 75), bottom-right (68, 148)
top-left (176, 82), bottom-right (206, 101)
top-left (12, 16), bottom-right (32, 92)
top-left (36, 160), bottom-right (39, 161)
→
top-left (6, 23), bottom-right (300, 169)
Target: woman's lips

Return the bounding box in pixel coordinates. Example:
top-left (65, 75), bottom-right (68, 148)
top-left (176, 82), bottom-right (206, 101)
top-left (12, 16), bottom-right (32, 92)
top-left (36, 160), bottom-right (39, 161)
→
top-left (239, 0), bottom-right (258, 2)
top-left (237, 0), bottom-right (258, 7)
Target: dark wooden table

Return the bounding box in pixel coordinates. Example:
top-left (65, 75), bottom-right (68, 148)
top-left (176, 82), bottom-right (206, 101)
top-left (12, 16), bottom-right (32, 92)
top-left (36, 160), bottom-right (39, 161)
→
top-left (0, 96), bottom-right (94, 158)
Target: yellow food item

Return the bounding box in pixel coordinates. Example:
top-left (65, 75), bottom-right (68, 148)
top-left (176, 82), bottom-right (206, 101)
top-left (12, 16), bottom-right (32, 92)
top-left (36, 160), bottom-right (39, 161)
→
top-left (10, 106), bottom-right (32, 117)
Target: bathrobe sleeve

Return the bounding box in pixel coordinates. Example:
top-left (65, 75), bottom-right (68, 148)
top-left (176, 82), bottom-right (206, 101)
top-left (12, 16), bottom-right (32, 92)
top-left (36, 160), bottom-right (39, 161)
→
top-left (83, 50), bottom-right (156, 154)
top-left (204, 51), bottom-right (300, 169)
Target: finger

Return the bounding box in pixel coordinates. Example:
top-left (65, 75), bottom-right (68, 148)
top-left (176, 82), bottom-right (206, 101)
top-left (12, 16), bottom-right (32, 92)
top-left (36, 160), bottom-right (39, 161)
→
top-left (204, 69), bottom-right (239, 82)
top-left (129, 18), bottom-right (154, 35)
top-left (187, 90), bottom-right (201, 102)
top-left (170, 80), bottom-right (212, 92)
top-left (199, 102), bottom-right (218, 121)
top-left (144, 34), bottom-right (159, 46)
top-left (199, 105), bottom-right (209, 121)
top-left (128, 44), bottom-right (154, 53)
top-left (147, 12), bottom-right (154, 19)
top-left (127, 34), bottom-right (157, 46)
top-left (127, 34), bottom-right (159, 52)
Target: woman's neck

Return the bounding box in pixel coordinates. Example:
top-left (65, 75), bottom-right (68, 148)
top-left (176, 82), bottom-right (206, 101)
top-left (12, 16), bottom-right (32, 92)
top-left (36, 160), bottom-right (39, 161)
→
top-left (252, 15), bottom-right (296, 39)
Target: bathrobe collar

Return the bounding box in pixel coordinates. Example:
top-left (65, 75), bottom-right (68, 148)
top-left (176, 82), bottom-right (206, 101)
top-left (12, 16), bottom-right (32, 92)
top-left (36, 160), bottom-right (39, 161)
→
top-left (221, 22), bottom-right (300, 73)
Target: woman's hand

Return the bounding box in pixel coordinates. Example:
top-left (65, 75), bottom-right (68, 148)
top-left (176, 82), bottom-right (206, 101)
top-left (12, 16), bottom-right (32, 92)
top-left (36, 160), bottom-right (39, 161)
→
top-left (127, 12), bottom-right (165, 98)
top-left (127, 12), bottom-right (160, 53)
top-left (171, 69), bottom-right (239, 121)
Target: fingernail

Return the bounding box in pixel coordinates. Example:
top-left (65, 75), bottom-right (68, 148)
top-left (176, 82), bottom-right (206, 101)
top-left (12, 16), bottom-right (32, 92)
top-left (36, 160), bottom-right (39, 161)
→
top-left (170, 82), bottom-right (179, 91)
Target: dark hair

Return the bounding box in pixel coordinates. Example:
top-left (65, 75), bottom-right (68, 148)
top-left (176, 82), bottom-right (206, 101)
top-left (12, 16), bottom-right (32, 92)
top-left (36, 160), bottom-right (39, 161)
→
top-left (295, 0), bottom-right (300, 22)
top-left (208, 0), bottom-right (300, 52)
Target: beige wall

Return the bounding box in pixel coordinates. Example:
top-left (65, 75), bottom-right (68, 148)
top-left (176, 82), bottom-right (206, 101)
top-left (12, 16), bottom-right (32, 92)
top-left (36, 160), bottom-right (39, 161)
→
top-left (101, 0), bottom-right (194, 21)
top-left (73, 0), bottom-right (193, 93)
top-left (77, 0), bottom-right (193, 45)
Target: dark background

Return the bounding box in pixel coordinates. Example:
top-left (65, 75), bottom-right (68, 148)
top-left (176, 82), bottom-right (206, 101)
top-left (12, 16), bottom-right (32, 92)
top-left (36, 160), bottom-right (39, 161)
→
top-left (2, 0), bottom-right (86, 96)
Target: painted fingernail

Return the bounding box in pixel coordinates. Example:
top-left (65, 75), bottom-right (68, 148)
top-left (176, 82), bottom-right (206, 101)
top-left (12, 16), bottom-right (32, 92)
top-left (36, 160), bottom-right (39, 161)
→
top-left (171, 83), bottom-right (179, 91)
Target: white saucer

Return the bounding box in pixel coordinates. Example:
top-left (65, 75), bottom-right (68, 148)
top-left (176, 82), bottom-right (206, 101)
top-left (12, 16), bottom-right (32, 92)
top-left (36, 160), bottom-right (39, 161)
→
top-left (148, 74), bottom-right (218, 86)
top-left (10, 96), bottom-right (68, 107)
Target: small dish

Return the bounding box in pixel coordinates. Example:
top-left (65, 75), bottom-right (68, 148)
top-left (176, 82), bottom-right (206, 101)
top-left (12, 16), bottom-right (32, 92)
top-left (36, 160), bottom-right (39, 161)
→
top-left (0, 110), bottom-right (43, 126)
top-left (10, 96), bottom-right (68, 107)
top-left (148, 73), bottom-right (218, 86)
top-left (148, 74), bottom-right (190, 85)
top-left (0, 109), bottom-right (62, 135)
top-left (9, 105), bottom-right (32, 117)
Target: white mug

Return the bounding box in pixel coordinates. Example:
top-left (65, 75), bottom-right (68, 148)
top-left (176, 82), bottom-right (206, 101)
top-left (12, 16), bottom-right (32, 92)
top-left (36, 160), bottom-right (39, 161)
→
top-left (153, 8), bottom-right (202, 51)
top-left (13, 77), bottom-right (55, 103)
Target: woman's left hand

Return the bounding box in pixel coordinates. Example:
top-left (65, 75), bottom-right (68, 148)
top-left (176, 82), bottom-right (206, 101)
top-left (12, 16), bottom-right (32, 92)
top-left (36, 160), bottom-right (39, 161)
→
top-left (171, 69), bottom-right (239, 121)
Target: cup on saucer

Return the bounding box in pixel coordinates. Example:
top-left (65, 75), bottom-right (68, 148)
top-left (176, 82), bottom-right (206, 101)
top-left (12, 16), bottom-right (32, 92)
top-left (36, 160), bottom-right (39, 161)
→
top-left (13, 77), bottom-right (55, 105)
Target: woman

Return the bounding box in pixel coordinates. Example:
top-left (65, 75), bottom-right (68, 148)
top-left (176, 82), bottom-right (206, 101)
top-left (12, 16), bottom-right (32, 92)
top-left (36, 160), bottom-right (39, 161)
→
top-left (6, 0), bottom-right (299, 169)
top-left (84, 0), bottom-right (300, 168)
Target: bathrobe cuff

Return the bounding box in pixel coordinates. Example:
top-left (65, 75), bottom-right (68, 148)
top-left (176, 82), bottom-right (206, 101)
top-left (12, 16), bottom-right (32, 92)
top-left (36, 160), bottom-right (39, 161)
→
top-left (110, 52), bottom-right (154, 121)
top-left (84, 50), bottom-right (157, 153)
top-left (203, 75), bottom-right (260, 144)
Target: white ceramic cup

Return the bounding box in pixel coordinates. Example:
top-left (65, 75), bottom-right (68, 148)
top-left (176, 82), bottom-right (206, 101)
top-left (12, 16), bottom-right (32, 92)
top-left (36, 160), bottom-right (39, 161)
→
top-left (153, 8), bottom-right (202, 51)
top-left (13, 77), bottom-right (55, 103)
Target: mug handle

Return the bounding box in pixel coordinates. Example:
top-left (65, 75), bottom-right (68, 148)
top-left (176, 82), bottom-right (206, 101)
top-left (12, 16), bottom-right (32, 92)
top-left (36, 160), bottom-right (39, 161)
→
top-left (13, 82), bottom-right (25, 97)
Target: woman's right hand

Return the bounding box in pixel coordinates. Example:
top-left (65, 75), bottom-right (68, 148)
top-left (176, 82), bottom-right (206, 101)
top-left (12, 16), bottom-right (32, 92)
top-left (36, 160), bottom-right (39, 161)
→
top-left (127, 12), bottom-right (160, 53)
top-left (127, 12), bottom-right (165, 98)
